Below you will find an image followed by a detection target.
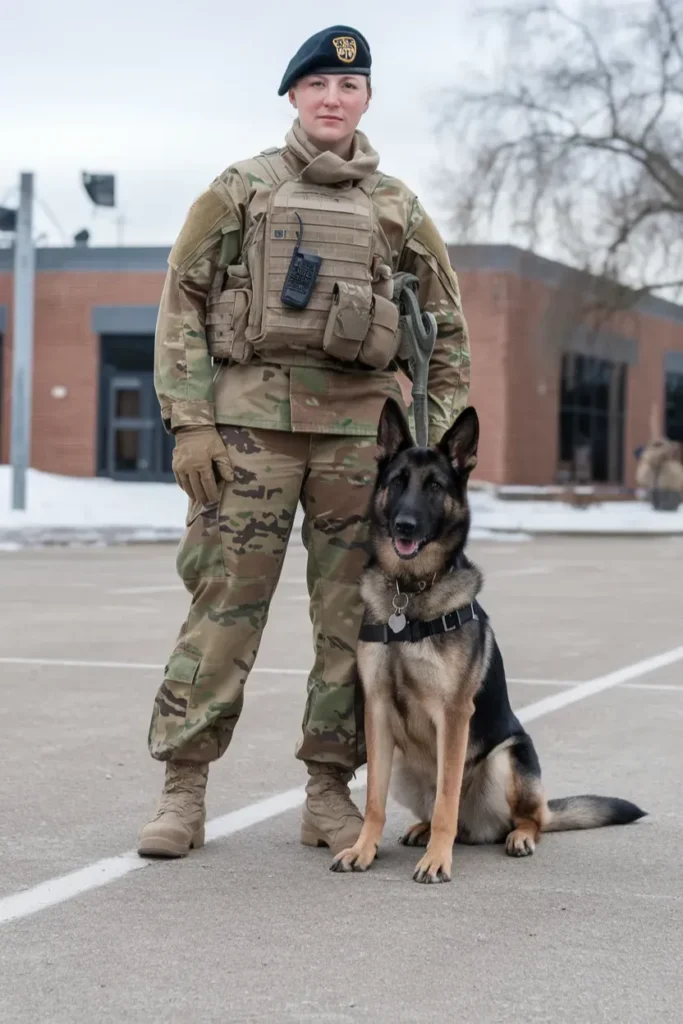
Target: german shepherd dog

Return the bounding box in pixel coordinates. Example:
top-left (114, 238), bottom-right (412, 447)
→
top-left (331, 399), bottom-right (645, 884)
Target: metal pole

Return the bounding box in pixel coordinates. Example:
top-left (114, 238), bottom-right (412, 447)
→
top-left (10, 172), bottom-right (35, 511)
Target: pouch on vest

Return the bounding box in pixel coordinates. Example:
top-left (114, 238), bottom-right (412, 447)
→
top-left (245, 180), bottom-right (376, 353)
top-left (322, 281), bottom-right (373, 362)
top-left (358, 293), bottom-right (401, 369)
top-left (206, 263), bottom-right (253, 362)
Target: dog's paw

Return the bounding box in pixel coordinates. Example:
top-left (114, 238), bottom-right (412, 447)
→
top-left (330, 839), bottom-right (378, 873)
top-left (399, 822), bottom-right (431, 847)
top-left (412, 847), bottom-right (452, 884)
top-left (505, 829), bottom-right (536, 857)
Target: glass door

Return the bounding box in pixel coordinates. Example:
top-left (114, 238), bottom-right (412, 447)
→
top-left (107, 374), bottom-right (158, 480)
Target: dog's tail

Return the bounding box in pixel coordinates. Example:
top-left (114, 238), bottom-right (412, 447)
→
top-left (542, 795), bottom-right (646, 832)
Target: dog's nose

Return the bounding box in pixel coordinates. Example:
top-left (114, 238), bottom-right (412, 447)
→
top-left (394, 515), bottom-right (418, 538)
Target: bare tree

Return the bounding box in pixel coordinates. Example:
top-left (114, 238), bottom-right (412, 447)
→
top-left (438, 0), bottom-right (683, 306)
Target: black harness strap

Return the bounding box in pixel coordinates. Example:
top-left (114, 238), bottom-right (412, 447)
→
top-left (359, 602), bottom-right (479, 645)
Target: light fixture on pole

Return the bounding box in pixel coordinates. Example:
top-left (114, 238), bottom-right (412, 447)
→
top-left (81, 172), bottom-right (116, 208)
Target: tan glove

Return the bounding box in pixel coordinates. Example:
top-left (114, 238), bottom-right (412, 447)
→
top-left (172, 426), bottom-right (234, 505)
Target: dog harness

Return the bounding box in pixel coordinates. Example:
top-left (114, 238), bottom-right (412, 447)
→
top-left (358, 601), bottom-right (480, 644)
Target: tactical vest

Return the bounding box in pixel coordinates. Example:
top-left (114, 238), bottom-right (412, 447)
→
top-left (205, 149), bottom-right (401, 370)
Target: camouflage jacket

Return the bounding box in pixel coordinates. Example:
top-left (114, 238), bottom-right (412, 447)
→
top-left (154, 127), bottom-right (471, 444)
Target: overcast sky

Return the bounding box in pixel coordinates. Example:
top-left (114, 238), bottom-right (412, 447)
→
top-left (2, 0), bottom-right (501, 248)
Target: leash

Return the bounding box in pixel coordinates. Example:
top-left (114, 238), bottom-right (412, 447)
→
top-left (396, 275), bottom-right (437, 447)
top-left (359, 602), bottom-right (479, 645)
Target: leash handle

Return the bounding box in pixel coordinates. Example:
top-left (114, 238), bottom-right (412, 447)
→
top-left (398, 278), bottom-right (437, 447)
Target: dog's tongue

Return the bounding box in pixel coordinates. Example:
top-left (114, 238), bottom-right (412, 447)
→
top-left (395, 538), bottom-right (420, 557)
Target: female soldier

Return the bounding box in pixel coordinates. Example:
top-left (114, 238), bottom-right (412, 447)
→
top-left (137, 24), bottom-right (471, 859)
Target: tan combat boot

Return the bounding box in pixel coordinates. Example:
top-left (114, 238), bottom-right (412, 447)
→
top-left (300, 763), bottom-right (364, 855)
top-left (137, 761), bottom-right (208, 858)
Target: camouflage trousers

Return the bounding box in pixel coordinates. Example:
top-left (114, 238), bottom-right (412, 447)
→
top-left (147, 425), bottom-right (378, 770)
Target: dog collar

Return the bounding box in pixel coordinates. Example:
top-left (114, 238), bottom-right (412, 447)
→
top-left (359, 602), bottom-right (479, 644)
top-left (380, 552), bottom-right (462, 593)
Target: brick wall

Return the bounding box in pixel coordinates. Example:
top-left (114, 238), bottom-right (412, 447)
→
top-left (457, 270), bottom-right (511, 484)
top-left (1, 247), bottom-right (682, 484)
top-left (0, 271), bottom-right (165, 475)
top-left (622, 311), bottom-right (683, 481)
top-left (454, 267), bottom-right (683, 487)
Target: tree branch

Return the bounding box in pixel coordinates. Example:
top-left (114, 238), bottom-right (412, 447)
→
top-left (434, 0), bottom-right (683, 307)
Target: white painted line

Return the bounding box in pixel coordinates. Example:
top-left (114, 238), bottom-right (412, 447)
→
top-left (110, 577), bottom-right (308, 595)
top-left (204, 784), bottom-right (309, 842)
top-left (0, 657), bottom-right (163, 671)
top-left (0, 787), bottom-right (309, 927)
top-left (100, 605), bottom-right (157, 615)
top-left (0, 658), bottom-right (575, 687)
top-left (0, 658), bottom-right (308, 675)
top-left (253, 668), bottom-right (308, 677)
top-left (0, 855), bottom-right (148, 926)
top-left (1, 655), bottom-right (679, 696)
top-left (516, 645), bottom-right (683, 724)
top-left (622, 682), bottom-right (683, 693)
top-left (2, 643), bottom-right (682, 927)
top-left (110, 585), bottom-right (182, 595)
top-left (509, 678), bottom-right (683, 694)
top-left (2, 658), bottom-right (682, 693)
top-left (508, 678), bottom-right (574, 687)
top-left (488, 566), bottom-right (552, 578)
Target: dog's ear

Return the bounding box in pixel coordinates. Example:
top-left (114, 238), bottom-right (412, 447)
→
top-left (377, 398), bottom-right (414, 460)
top-left (437, 407), bottom-right (479, 475)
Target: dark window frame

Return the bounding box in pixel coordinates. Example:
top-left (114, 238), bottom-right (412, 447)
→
top-left (558, 353), bottom-right (626, 484)
top-left (665, 369), bottom-right (683, 443)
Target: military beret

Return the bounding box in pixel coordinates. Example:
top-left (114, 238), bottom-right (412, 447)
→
top-left (278, 25), bottom-right (371, 95)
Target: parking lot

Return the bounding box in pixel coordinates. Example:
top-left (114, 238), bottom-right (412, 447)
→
top-left (1, 532), bottom-right (682, 1023)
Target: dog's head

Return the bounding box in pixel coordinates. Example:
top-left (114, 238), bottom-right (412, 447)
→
top-left (369, 398), bottom-right (479, 578)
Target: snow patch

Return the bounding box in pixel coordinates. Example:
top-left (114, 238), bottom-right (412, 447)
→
top-left (0, 465), bottom-right (681, 549)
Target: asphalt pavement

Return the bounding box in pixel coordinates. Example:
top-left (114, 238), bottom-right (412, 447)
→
top-left (1, 533), bottom-right (682, 1023)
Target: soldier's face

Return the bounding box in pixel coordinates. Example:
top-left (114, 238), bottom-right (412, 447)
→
top-left (289, 74), bottom-right (371, 151)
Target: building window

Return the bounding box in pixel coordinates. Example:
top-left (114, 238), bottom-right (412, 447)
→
top-left (558, 353), bottom-right (626, 483)
top-left (665, 370), bottom-right (683, 443)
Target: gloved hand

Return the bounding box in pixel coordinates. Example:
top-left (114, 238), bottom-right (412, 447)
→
top-left (172, 425), bottom-right (234, 505)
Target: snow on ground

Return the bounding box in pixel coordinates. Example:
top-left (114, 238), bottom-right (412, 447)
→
top-left (469, 488), bottom-right (683, 536)
top-left (0, 466), bottom-right (189, 549)
top-left (0, 466), bottom-right (188, 529)
top-left (0, 465), bottom-right (681, 548)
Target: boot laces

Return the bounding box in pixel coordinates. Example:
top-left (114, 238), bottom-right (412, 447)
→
top-left (158, 765), bottom-right (206, 814)
top-left (311, 775), bottom-right (359, 818)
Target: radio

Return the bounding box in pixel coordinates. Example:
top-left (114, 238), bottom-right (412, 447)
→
top-left (280, 212), bottom-right (322, 309)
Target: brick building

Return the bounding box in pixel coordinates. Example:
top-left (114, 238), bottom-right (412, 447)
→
top-left (1, 243), bottom-right (682, 486)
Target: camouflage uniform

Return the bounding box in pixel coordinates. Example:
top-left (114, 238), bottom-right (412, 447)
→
top-left (148, 121), bottom-right (470, 774)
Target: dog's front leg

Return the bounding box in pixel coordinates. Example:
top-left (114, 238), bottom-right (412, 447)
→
top-left (413, 703), bottom-right (473, 884)
top-left (331, 696), bottom-right (394, 873)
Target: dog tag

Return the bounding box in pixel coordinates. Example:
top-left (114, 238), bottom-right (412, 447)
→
top-left (388, 612), bottom-right (406, 633)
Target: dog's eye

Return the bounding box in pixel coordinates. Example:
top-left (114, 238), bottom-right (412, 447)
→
top-left (427, 479), bottom-right (442, 492)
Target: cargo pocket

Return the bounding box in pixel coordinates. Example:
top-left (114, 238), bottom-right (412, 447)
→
top-left (156, 647), bottom-right (201, 724)
top-left (177, 488), bottom-right (225, 581)
top-left (206, 267), bottom-right (253, 361)
top-left (358, 293), bottom-right (400, 369)
top-left (322, 281), bottom-right (373, 362)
